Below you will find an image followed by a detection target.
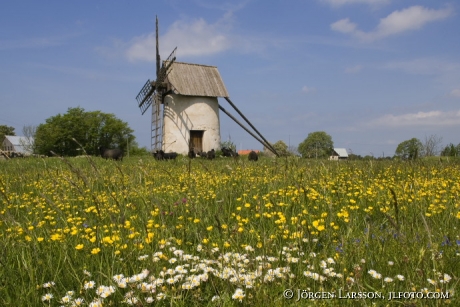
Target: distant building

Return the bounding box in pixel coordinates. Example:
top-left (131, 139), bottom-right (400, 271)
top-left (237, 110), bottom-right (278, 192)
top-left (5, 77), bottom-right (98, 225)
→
top-left (2, 135), bottom-right (34, 155)
top-left (238, 149), bottom-right (260, 155)
top-left (330, 148), bottom-right (348, 160)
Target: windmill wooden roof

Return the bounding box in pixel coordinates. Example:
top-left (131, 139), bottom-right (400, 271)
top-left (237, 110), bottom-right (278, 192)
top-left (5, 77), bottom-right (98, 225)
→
top-left (166, 62), bottom-right (229, 98)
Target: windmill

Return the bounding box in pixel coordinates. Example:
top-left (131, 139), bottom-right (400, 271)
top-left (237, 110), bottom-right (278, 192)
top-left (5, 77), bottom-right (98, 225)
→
top-left (135, 17), bottom-right (279, 157)
top-left (135, 16), bottom-right (177, 151)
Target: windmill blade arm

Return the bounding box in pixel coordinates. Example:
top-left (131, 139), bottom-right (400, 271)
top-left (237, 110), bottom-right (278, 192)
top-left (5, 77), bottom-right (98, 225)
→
top-left (138, 89), bottom-right (154, 107)
top-left (136, 79), bottom-right (155, 113)
top-left (164, 46), bottom-right (177, 63)
top-left (139, 95), bottom-right (154, 115)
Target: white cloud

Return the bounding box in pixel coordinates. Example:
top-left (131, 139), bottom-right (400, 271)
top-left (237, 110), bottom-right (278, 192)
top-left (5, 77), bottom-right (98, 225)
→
top-left (369, 110), bottom-right (460, 127)
top-left (330, 18), bottom-right (358, 34)
top-left (450, 89), bottom-right (460, 98)
top-left (345, 64), bottom-right (363, 74)
top-left (322, 0), bottom-right (390, 8)
top-left (126, 18), bottom-right (232, 62)
top-left (302, 86), bottom-right (316, 93)
top-left (331, 5), bottom-right (453, 41)
top-left (376, 6), bottom-right (452, 37)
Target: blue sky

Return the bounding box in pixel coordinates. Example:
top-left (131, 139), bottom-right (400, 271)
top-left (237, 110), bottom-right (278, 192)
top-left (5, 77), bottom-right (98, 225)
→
top-left (1, 0), bottom-right (459, 157)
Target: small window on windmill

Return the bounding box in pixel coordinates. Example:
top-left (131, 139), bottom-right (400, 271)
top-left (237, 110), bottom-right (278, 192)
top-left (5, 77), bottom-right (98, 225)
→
top-left (190, 130), bottom-right (204, 153)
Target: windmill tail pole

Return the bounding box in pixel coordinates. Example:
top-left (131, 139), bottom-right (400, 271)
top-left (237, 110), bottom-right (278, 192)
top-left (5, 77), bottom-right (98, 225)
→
top-left (224, 97), bottom-right (279, 156)
top-left (156, 15), bottom-right (160, 78)
top-left (219, 105), bottom-right (278, 157)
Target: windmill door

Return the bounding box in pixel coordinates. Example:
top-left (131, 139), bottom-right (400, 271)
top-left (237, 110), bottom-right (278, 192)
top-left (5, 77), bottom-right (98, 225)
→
top-left (190, 130), bottom-right (204, 153)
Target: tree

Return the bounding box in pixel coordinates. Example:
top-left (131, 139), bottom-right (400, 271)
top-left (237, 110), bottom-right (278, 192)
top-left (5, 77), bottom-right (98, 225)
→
top-left (298, 131), bottom-right (333, 159)
top-left (127, 142), bottom-right (150, 156)
top-left (395, 138), bottom-right (424, 160)
top-left (273, 140), bottom-right (290, 157)
top-left (264, 140), bottom-right (290, 157)
top-left (0, 125), bottom-right (15, 144)
top-left (19, 125), bottom-right (36, 154)
top-left (441, 143), bottom-right (459, 157)
top-left (423, 134), bottom-right (443, 157)
top-left (34, 107), bottom-right (135, 156)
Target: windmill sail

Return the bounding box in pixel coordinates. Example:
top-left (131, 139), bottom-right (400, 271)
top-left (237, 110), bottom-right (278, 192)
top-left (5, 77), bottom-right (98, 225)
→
top-left (136, 79), bottom-right (154, 115)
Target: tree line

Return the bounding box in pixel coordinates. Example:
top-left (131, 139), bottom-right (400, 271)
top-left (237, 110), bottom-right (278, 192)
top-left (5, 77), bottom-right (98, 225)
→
top-left (264, 132), bottom-right (459, 160)
top-left (2, 109), bottom-right (459, 159)
top-left (394, 135), bottom-right (460, 159)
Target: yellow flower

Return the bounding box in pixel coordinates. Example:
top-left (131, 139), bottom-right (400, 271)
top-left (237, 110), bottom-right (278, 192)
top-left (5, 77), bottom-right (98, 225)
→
top-left (206, 226), bottom-right (213, 231)
top-left (202, 238), bottom-right (209, 244)
top-left (102, 236), bottom-right (114, 245)
top-left (91, 248), bottom-right (101, 255)
top-left (75, 244), bottom-right (84, 250)
top-left (50, 233), bottom-right (64, 241)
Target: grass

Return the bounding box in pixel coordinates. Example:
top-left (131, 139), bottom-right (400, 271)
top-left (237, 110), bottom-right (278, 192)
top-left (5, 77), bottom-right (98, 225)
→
top-left (0, 155), bottom-right (458, 306)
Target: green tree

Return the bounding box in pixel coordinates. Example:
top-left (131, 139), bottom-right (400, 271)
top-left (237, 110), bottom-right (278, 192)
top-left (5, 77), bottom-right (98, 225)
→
top-left (34, 107), bottom-right (135, 156)
top-left (0, 125), bottom-right (15, 144)
top-left (441, 143), bottom-right (459, 157)
top-left (298, 131), bottom-right (333, 159)
top-left (273, 140), bottom-right (290, 157)
top-left (127, 143), bottom-right (150, 156)
top-left (395, 138), bottom-right (424, 160)
top-left (263, 140), bottom-right (290, 157)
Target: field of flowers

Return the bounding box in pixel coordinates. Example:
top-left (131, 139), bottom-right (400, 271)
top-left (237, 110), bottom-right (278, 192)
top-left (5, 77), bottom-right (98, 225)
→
top-left (0, 155), bottom-right (458, 306)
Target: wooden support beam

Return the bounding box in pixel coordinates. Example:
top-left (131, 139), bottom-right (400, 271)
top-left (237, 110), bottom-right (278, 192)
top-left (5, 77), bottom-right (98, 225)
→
top-left (223, 97), bottom-right (279, 156)
top-left (219, 105), bottom-right (278, 156)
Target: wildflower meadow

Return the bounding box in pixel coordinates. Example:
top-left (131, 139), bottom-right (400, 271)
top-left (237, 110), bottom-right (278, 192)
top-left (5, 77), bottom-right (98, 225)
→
top-left (0, 155), bottom-right (458, 306)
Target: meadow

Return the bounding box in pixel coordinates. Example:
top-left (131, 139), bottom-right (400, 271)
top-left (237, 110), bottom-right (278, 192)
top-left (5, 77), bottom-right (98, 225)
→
top-left (0, 154), bottom-right (458, 306)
